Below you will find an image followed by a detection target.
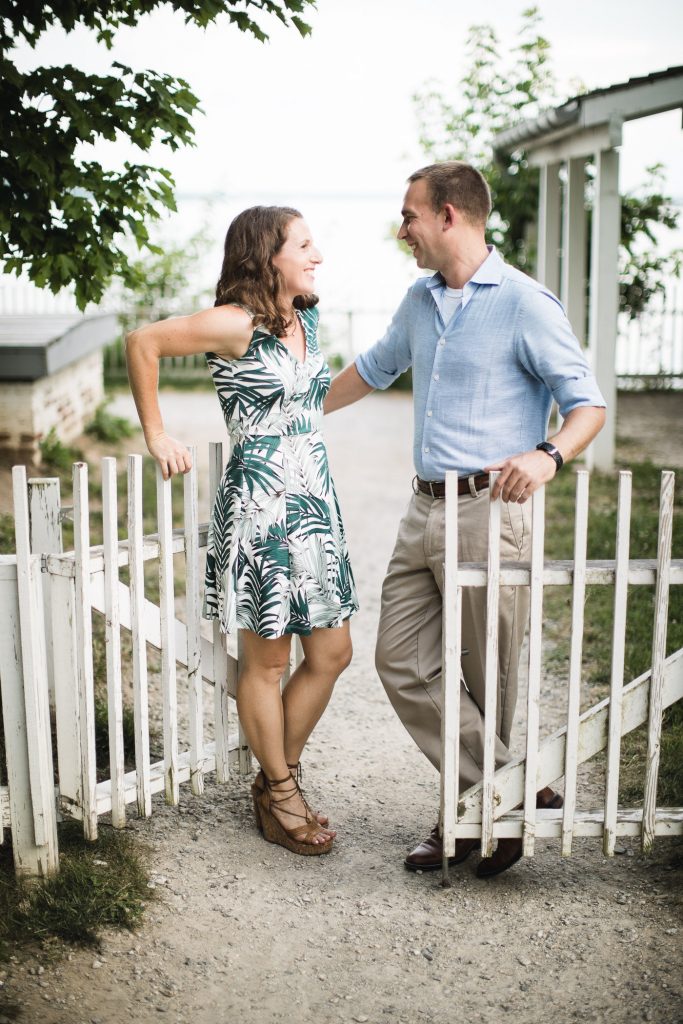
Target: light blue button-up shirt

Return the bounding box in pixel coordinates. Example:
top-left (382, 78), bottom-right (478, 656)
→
top-left (355, 247), bottom-right (606, 479)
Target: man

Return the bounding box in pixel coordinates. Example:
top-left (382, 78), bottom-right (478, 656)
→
top-left (324, 162), bottom-right (606, 877)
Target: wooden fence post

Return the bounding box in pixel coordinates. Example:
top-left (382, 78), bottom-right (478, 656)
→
top-left (4, 468), bottom-right (59, 875)
top-left (28, 477), bottom-right (62, 706)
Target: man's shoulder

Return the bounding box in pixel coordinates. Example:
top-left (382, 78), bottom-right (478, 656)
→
top-left (498, 261), bottom-right (563, 311)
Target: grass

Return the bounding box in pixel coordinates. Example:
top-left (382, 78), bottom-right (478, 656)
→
top-left (542, 459), bottom-right (683, 805)
top-left (84, 401), bottom-right (136, 444)
top-left (0, 821), bottom-right (152, 962)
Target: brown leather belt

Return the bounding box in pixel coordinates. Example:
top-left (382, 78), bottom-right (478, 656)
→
top-left (413, 473), bottom-right (490, 499)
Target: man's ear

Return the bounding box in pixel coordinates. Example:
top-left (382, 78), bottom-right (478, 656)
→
top-left (442, 203), bottom-right (459, 230)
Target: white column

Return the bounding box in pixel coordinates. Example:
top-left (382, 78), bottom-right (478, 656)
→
top-left (562, 157), bottom-right (587, 345)
top-left (537, 161), bottom-right (562, 294)
top-left (587, 148), bottom-right (620, 472)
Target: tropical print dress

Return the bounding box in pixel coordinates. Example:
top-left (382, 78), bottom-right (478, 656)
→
top-left (203, 305), bottom-right (359, 639)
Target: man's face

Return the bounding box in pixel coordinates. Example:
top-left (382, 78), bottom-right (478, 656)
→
top-left (397, 179), bottom-right (444, 271)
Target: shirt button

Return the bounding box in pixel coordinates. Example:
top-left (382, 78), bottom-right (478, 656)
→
top-left (427, 410), bottom-right (432, 417)
top-left (433, 373), bottom-right (439, 381)
top-left (424, 447), bottom-right (430, 453)
top-left (439, 339), bottom-right (446, 346)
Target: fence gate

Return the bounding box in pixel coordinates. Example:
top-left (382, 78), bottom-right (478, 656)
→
top-left (439, 469), bottom-right (683, 885)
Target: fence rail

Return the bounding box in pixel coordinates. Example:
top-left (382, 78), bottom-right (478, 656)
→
top-left (0, 452), bottom-right (681, 880)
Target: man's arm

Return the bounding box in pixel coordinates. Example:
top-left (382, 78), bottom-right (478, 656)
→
top-left (485, 405), bottom-right (606, 503)
top-left (324, 362), bottom-right (375, 414)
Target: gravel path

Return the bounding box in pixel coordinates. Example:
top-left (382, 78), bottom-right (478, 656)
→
top-left (2, 391), bottom-right (681, 1024)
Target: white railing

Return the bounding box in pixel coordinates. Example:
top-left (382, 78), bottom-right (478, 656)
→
top-left (439, 469), bottom-right (683, 885)
top-left (1, 455), bottom-right (681, 879)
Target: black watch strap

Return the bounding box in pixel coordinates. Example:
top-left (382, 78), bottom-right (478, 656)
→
top-left (536, 441), bottom-right (563, 472)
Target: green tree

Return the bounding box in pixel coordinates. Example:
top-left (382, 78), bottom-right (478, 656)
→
top-left (0, 1), bottom-right (315, 309)
top-left (413, 5), bottom-right (681, 317)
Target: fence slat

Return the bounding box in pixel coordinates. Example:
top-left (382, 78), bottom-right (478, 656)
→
top-left (0, 558), bottom-right (58, 875)
top-left (157, 466), bottom-right (179, 806)
top-left (209, 442), bottom-right (231, 783)
top-left (603, 471), bottom-right (632, 855)
top-left (73, 463), bottom-right (98, 840)
top-left (562, 470), bottom-right (589, 855)
top-left (642, 471), bottom-right (675, 852)
top-left (183, 447), bottom-right (204, 796)
top-left (523, 486), bottom-right (545, 857)
top-left (102, 458), bottom-right (126, 828)
top-left (440, 472), bottom-right (460, 883)
top-left (11, 467), bottom-right (55, 850)
top-left (128, 455), bottom-right (152, 817)
top-left (481, 472), bottom-right (501, 858)
top-left (28, 477), bottom-right (62, 705)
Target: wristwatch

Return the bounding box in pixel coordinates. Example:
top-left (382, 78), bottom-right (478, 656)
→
top-left (536, 441), bottom-right (563, 473)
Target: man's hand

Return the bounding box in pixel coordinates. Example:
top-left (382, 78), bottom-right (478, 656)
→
top-left (484, 449), bottom-right (557, 503)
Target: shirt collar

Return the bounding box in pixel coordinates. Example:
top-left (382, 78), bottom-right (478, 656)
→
top-left (426, 245), bottom-right (504, 293)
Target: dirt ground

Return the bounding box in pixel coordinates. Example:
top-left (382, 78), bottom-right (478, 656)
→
top-left (1, 390), bottom-right (682, 1024)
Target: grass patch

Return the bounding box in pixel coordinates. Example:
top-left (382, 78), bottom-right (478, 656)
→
top-left (38, 429), bottom-right (83, 473)
top-left (0, 821), bottom-right (152, 960)
top-left (543, 460), bottom-right (683, 804)
top-left (85, 402), bottom-right (136, 444)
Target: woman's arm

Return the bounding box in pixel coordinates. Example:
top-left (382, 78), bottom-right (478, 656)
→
top-left (125, 305), bottom-right (252, 478)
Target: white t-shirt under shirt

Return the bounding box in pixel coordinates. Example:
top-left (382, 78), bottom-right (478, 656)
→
top-left (438, 286), bottom-right (463, 326)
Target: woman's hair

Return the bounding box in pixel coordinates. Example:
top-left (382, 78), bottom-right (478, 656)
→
top-left (214, 205), bottom-right (318, 336)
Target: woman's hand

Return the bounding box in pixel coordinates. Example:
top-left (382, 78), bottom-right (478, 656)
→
top-left (146, 433), bottom-right (193, 480)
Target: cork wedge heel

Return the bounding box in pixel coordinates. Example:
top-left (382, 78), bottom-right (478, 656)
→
top-left (257, 774), bottom-right (333, 857)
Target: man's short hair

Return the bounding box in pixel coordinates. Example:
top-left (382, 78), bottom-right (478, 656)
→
top-left (408, 162), bottom-right (492, 226)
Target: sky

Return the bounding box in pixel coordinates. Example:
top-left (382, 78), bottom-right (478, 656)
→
top-left (10, 0), bottom-right (683, 326)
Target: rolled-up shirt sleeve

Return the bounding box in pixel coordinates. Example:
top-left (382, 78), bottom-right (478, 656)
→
top-left (516, 288), bottom-right (606, 417)
top-left (355, 290), bottom-right (413, 390)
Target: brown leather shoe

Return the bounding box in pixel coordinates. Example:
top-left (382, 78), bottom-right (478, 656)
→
top-left (476, 787), bottom-right (564, 879)
top-left (404, 825), bottom-right (478, 872)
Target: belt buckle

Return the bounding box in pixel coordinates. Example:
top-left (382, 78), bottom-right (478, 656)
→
top-left (412, 475), bottom-right (419, 495)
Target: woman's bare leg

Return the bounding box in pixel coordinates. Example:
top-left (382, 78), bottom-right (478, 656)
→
top-left (282, 622), bottom-right (353, 766)
top-left (236, 630), bottom-right (333, 843)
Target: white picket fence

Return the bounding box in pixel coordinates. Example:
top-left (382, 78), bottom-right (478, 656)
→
top-left (0, 453), bottom-right (681, 879)
top-left (439, 468), bottom-right (683, 885)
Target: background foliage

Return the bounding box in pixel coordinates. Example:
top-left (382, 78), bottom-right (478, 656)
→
top-left (0, 0), bottom-right (315, 308)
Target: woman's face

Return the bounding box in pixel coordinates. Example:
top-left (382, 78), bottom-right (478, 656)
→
top-left (272, 217), bottom-right (322, 301)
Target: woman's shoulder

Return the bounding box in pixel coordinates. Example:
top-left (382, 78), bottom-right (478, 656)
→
top-left (202, 304), bottom-right (255, 359)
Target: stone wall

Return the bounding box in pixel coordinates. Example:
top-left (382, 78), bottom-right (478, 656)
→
top-left (0, 350), bottom-right (104, 464)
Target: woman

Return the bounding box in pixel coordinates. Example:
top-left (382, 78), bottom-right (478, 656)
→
top-left (126, 206), bottom-right (359, 856)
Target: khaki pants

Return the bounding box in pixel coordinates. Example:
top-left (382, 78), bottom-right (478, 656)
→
top-left (375, 489), bottom-right (531, 792)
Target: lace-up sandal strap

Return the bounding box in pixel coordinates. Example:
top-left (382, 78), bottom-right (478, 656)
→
top-left (287, 762), bottom-right (303, 784)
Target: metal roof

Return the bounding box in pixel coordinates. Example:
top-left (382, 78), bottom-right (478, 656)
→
top-left (495, 65), bottom-right (683, 155)
top-left (0, 313), bottom-right (120, 380)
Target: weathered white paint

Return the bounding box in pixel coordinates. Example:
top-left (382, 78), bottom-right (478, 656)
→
top-left (183, 448), bottom-right (205, 796)
top-left (156, 466), bottom-right (179, 806)
top-left (440, 472), bottom-right (460, 883)
top-left (481, 473), bottom-right (501, 858)
top-left (73, 463), bottom-right (98, 841)
top-left (101, 458), bottom-right (126, 828)
top-left (642, 472), bottom-right (675, 851)
top-left (209, 442), bottom-right (231, 783)
top-left (11, 467), bottom-right (59, 856)
top-left (523, 486), bottom-right (545, 856)
top-left (562, 470), bottom-right (589, 856)
top-left (27, 476), bottom-right (62, 704)
top-left (128, 455), bottom-right (152, 817)
top-left (603, 471), bottom-right (632, 855)
top-left (0, 563), bottom-right (58, 876)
